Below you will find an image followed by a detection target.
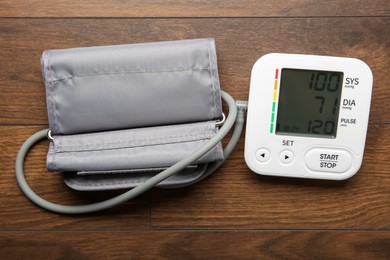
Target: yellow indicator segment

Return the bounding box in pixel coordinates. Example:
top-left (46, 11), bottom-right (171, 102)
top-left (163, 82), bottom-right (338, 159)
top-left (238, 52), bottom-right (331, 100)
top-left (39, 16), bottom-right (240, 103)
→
top-left (273, 90), bottom-right (277, 101)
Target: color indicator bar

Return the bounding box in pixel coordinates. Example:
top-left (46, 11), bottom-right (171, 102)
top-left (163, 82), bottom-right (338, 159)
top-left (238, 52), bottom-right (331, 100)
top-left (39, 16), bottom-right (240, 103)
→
top-left (270, 69), bottom-right (279, 133)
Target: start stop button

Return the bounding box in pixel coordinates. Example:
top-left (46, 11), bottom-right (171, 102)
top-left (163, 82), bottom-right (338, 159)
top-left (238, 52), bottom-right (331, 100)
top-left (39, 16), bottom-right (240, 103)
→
top-left (304, 148), bottom-right (353, 173)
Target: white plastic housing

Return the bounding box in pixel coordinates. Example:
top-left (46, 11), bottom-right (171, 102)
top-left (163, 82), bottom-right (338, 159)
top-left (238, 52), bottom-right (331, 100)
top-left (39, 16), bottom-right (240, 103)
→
top-left (245, 53), bottom-right (373, 180)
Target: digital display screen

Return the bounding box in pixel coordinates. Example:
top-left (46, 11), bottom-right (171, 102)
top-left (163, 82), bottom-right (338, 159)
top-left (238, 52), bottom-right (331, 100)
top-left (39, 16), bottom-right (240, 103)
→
top-left (276, 69), bottom-right (343, 138)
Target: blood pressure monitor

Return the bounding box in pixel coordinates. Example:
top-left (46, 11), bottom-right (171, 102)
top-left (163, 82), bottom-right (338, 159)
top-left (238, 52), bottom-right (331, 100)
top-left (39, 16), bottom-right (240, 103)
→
top-left (245, 53), bottom-right (373, 180)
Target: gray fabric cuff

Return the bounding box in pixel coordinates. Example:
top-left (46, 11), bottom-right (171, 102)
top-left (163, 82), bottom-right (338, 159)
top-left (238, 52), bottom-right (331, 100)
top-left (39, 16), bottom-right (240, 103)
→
top-left (63, 164), bottom-right (209, 191)
top-left (47, 121), bottom-right (223, 172)
top-left (41, 38), bottom-right (222, 135)
top-left (41, 38), bottom-right (224, 190)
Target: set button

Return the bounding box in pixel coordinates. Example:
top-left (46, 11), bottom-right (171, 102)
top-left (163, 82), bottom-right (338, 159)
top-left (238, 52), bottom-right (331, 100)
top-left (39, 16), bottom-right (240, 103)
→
top-left (255, 148), bottom-right (295, 164)
top-left (279, 150), bottom-right (294, 164)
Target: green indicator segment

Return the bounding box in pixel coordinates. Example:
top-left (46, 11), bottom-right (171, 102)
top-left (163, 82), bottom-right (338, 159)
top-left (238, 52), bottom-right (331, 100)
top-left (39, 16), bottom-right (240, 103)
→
top-left (272, 102), bottom-right (276, 112)
top-left (270, 112), bottom-right (275, 133)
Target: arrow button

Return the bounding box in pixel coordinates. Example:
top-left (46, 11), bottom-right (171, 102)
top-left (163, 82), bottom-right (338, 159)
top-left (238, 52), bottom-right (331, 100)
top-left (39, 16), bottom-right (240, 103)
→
top-left (256, 148), bottom-right (270, 163)
top-left (279, 150), bottom-right (294, 164)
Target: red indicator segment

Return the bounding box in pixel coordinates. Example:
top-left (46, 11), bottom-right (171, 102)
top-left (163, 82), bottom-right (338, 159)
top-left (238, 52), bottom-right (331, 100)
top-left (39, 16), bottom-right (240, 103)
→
top-left (275, 69), bottom-right (279, 79)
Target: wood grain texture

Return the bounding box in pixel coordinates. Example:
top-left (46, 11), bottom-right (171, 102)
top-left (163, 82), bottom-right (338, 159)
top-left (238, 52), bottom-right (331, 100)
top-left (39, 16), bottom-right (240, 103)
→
top-left (1, 231), bottom-right (389, 259)
top-left (0, 18), bottom-right (389, 125)
top-left (0, 0), bottom-right (389, 17)
top-left (1, 0), bottom-right (389, 258)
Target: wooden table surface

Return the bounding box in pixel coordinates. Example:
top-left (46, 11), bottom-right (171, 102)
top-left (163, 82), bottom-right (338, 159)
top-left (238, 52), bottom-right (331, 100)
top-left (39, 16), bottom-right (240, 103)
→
top-left (1, 1), bottom-right (389, 259)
